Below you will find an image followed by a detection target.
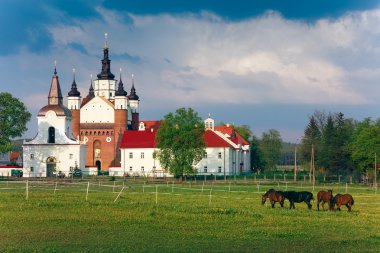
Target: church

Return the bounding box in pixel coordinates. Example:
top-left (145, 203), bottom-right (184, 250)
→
top-left (23, 35), bottom-right (250, 177)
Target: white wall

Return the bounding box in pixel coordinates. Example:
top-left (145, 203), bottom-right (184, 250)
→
top-left (80, 96), bottom-right (114, 123)
top-left (93, 79), bottom-right (116, 100)
top-left (22, 144), bottom-right (86, 177)
top-left (120, 147), bottom-right (161, 177)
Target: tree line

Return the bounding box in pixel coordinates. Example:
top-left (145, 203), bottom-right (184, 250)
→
top-left (245, 111), bottom-right (380, 178)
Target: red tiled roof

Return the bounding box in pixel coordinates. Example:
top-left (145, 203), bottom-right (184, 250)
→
top-left (120, 129), bottom-right (234, 149)
top-left (10, 152), bottom-right (20, 161)
top-left (204, 130), bottom-right (233, 148)
top-left (120, 130), bottom-right (156, 148)
top-left (214, 126), bottom-right (249, 146)
top-left (139, 120), bottom-right (161, 131)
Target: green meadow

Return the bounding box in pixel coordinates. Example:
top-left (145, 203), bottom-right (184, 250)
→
top-left (0, 180), bottom-right (379, 252)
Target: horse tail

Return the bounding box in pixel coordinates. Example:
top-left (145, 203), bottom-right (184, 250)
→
top-left (351, 197), bottom-right (355, 205)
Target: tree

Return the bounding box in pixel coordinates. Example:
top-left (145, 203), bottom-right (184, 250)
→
top-left (300, 115), bottom-right (322, 168)
top-left (0, 92), bottom-right (31, 153)
top-left (233, 125), bottom-right (252, 142)
top-left (250, 134), bottom-right (265, 171)
top-left (156, 107), bottom-right (206, 177)
top-left (260, 129), bottom-right (282, 170)
top-left (350, 118), bottom-right (380, 173)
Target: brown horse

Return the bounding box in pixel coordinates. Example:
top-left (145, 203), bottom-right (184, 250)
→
top-left (329, 193), bottom-right (355, 212)
top-left (262, 189), bottom-right (285, 208)
top-left (317, 190), bottom-right (333, 211)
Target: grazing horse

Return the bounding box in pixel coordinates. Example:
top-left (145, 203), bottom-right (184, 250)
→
top-left (281, 191), bottom-right (313, 209)
top-left (262, 189), bottom-right (285, 208)
top-left (329, 194), bottom-right (354, 212)
top-left (317, 190), bottom-right (333, 211)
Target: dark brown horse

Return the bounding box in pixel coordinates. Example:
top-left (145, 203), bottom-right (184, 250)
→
top-left (262, 189), bottom-right (285, 208)
top-left (329, 193), bottom-right (354, 212)
top-left (317, 190), bottom-right (333, 211)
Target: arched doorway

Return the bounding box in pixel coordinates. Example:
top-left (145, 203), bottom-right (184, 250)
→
top-left (46, 157), bottom-right (56, 177)
top-left (96, 160), bottom-right (101, 173)
top-left (93, 140), bottom-right (101, 172)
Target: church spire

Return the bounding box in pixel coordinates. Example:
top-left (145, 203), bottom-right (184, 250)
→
top-left (87, 74), bottom-right (95, 99)
top-left (97, 32), bottom-right (115, 80)
top-left (115, 68), bottom-right (127, 96)
top-left (68, 68), bottom-right (81, 97)
top-left (48, 62), bottom-right (63, 105)
top-left (128, 74), bottom-right (139, 100)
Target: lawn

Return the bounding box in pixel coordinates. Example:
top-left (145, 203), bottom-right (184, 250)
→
top-left (0, 180), bottom-right (379, 252)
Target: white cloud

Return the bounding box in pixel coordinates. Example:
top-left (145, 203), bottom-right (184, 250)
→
top-left (3, 6), bottom-right (380, 141)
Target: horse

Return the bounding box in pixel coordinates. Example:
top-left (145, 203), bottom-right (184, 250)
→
top-left (317, 190), bottom-right (333, 211)
top-left (262, 189), bottom-right (285, 208)
top-left (281, 191), bottom-right (313, 209)
top-left (329, 193), bottom-right (354, 212)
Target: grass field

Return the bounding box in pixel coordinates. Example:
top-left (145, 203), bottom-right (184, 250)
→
top-left (0, 179), bottom-right (379, 252)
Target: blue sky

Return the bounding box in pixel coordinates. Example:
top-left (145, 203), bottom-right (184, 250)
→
top-left (1, 0), bottom-right (380, 142)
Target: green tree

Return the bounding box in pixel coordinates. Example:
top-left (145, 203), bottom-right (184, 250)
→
top-left (233, 125), bottom-right (252, 142)
top-left (250, 134), bottom-right (265, 171)
top-left (260, 129), bottom-right (282, 170)
top-left (300, 115), bottom-right (322, 167)
top-left (156, 108), bottom-right (206, 177)
top-left (0, 92), bottom-right (31, 153)
top-left (350, 118), bottom-right (380, 173)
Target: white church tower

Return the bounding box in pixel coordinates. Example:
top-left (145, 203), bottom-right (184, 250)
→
top-left (22, 66), bottom-right (86, 177)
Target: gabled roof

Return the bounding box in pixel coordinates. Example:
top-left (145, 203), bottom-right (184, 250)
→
top-left (214, 125), bottom-right (249, 146)
top-left (120, 129), bottom-right (235, 149)
top-left (81, 96), bottom-right (114, 109)
top-left (204, 130), bottom-right (234, 148)
top-left (120, 131), bottom-right (156, 148)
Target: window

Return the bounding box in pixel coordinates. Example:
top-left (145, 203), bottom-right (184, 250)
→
top-left (30, 154), bottom-right (34, 160)
top-left (69, 154), bottom-right (73, 159)
top-left (218, 166), bottom-right (222, 173)
top-left (30, 167), bottom-right (34, 172)
top-left (48, 127), bottom-right (55, 143)
top-left (204, 166), bottom-right (207, 173)
top-left (129, 153), bottom-right (133, 159)
top-left (129, 166), bottom-right (133, 171)
top-left (141, 152), bottom-right (145, 159)
top-left (141, 166), bottom-right (144, 171)
top-left (204, 152), bottom-right (207, 159)
top-left (218, 152), bottom-right (222, 159)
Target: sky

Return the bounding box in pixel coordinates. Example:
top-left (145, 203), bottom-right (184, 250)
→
top-left (2, 0), bottom-right (380, 142)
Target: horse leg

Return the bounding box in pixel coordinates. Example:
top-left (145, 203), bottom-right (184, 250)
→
top-left (317, 200), bottom-right (320, 211)
top-left (321, 201), bottom-right (325, 211)
top-left (306, 200), bottom-right (312, 210)
top-left (337, 204), bottom-right (341, 211)
top-left (280, 200), bottom-right (284, 208)
top-left (271, 201), bottom-right (275, 208)
top-left (347, 204), bottom-right (351, 212)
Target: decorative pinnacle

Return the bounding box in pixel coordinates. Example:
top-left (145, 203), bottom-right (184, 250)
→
top-left (73, 68), bottom-right (76, 80)
top-left (54, 60), bottom-right (57, 74)
top-left (104, 32), bottom-right (108, 48)
top-left (90, 74), bottom-right (93, 80)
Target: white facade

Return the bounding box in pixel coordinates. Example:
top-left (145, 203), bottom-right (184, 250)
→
top-left (93, 79), bottom-right (117, 100)
top-left (23, 108), bottom-right (86, 177)
top-left (116, 148), bottom-right (163, 177)
top-left (80, 96), bottom-right (115, 123)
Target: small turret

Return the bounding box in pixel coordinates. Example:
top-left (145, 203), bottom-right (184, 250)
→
top-left (87, 75), bottom-right (95, 99)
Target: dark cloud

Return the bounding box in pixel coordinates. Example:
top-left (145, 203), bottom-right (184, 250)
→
top-left (0, 0), bottom-right (101, 56)
top-left (103, 0), bottom-right (380, 21)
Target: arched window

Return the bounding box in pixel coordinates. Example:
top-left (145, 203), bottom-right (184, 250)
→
top-left (48, 127), bottom-right (55, 143)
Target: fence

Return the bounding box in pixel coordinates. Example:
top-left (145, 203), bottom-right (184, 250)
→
top-left (1, 179), bottom-right (378, 207)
